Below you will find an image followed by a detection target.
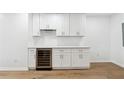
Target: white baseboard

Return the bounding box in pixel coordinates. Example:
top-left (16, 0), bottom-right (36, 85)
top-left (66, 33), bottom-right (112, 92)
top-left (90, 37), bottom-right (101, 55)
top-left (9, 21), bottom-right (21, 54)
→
top-left (111, 61), bottom-right (124, 68)
top-left (0, 67), bottom-right (28, 71)
top-left (90, 60), bottom-right (112, 63)
top-left (53, 67), bottom-right (90, 70)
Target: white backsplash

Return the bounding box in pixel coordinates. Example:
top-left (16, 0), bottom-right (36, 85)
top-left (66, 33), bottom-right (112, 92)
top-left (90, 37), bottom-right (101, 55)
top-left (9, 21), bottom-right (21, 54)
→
top-left (29, 31), bottom-right (87, 46)
top-left (57, 37), bottom-right (82, 46)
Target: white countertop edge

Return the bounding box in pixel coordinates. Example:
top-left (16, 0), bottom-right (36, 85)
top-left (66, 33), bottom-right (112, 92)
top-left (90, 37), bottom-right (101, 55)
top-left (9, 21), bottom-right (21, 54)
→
top-left (28, 46), bottom-right (90, 49)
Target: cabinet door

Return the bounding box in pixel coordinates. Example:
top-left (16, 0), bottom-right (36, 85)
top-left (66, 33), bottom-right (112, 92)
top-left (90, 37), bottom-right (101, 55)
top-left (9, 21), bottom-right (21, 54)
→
top-left (70, 14), bottom-right (86, 36)
top-left (28, 49), bottom-right (36, 69)
top-left (40, 14), bottom-right (57, 29)
top-left (52, 49), bottom-right (63, 68)
top-left (82, 50), bottom-right (90, 68)
top-left (32, 13), bottom-right (40, 36)
top-left (72, 52), bottom-right (84, 67)
top-left (53, 53), bottom-right (71, 68)
top-left (61, 53), bottom-right (71, 67)
top-left (52, 49), bottom-right (71, 68)
top-left (55, 14), bottom-right (69, 36)
top-left (72, 49), bottom-right (89, 68)
top-left (52, 55), bottom-right (62, 68)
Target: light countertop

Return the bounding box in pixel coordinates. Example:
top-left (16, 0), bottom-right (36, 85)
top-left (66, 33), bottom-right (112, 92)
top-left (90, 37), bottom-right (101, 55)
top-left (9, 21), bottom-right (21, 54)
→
top-left (28, 45), bottom-right (90, 49)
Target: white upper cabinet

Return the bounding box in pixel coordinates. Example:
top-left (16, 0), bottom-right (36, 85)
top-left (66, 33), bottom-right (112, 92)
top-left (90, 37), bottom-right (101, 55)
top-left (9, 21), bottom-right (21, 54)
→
top-left (55, 14), bottom-right (69, 36)
top-left (40, 14), bottom-right (57, 29)
top-left (32, 13), bottom-right (86, 37)
top-left (56, 13), bottom-right (86, 36)
top-left (32, 13), bottom-right (40, 36)
top-left (69, 14), bottom-right (86, 36)
top-left (40, 14), bottom-right (69, 36)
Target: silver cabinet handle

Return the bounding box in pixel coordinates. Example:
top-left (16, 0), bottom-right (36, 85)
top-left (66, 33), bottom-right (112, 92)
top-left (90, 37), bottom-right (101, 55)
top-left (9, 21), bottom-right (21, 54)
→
top-left (62, 32), bottom-right (65, 36)
top-left (76, 32), bottom-right (80, 35)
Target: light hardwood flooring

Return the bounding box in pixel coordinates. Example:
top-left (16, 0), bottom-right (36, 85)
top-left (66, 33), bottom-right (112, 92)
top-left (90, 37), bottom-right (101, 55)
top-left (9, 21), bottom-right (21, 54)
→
top-left (0, 62), bottom-right (124, 79)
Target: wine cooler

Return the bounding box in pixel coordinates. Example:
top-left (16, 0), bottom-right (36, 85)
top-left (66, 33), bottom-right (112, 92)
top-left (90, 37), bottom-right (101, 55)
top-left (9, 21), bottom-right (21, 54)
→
top-left (36, 48), bottom-right (52, 70)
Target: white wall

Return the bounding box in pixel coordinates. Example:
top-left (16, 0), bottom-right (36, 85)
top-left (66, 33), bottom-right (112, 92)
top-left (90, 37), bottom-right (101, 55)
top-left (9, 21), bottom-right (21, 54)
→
top-left (0, 14), bottom-right (28, 70)
top-left (85, 15), bottom-right (111, 62)
top-left (110, 14), bottom-right (124, 67)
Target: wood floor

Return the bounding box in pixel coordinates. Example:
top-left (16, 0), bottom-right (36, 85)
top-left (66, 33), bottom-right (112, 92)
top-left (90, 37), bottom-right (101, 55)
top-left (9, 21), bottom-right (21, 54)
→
top-left (0, 62), bottom-right (124, 79)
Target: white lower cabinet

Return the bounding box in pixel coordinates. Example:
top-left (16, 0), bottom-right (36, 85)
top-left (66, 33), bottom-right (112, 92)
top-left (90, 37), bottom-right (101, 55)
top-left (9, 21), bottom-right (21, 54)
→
top-left (61, 53), bottom-right (71, 67)
top-left (52, 48), bottom-right (90, 69)
top-left (52, 55), bottom-right (62, 67)
top-left (72, 52), bottom-right (84, 67)
top-left (52, 49), bottom-right (71, 68)
top-left (71, 50), bottom-right (89, 68)
top-left (28, 48), bottom-right (36, 69)
top-left (28, 48), bottom-right (90, 70)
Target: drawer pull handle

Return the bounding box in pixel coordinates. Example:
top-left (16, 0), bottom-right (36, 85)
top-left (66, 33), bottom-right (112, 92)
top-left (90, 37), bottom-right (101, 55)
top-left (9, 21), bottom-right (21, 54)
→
top-left (76, 32), bottom-right (80, 35)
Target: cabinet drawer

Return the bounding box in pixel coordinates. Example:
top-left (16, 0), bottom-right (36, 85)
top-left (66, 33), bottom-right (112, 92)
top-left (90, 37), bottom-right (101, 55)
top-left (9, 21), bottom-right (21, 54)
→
top-left (53, 52), bottom-right (70, 56)
top-left (72, 49), bottom-right (89, 53)
top-left (53, 49), bottom-right (71, 53)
